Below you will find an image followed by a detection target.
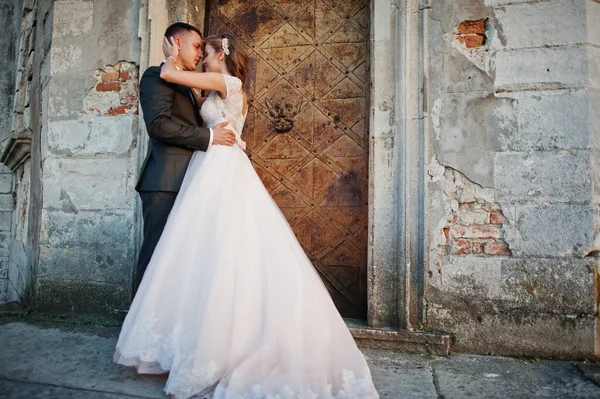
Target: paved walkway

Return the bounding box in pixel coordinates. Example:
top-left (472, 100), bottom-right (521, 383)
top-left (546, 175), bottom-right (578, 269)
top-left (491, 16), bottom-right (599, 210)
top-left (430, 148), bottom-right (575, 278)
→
top-left (1, 317), bottom-right (599, 398)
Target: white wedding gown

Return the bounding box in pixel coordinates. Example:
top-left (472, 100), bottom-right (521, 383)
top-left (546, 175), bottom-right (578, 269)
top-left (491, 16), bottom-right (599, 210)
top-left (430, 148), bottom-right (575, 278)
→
top-left (114, 74), bottom-right (379, 399)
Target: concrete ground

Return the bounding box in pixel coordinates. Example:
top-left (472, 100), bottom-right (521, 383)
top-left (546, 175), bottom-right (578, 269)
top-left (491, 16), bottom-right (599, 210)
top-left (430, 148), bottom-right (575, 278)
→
top-left (1, 316), bottom-right (600, 398)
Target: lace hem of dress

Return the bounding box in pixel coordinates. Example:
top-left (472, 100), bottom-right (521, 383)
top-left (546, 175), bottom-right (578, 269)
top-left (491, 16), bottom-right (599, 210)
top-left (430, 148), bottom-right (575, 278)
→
top-left (116, 314), bottom-right (378, 399)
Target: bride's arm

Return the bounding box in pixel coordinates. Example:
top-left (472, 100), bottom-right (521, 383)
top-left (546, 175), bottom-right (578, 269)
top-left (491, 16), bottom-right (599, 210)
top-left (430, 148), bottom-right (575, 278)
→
top-left (160, 61), bottom-right (226, 94)
top-left (160, 36), bottom-right (226, 95)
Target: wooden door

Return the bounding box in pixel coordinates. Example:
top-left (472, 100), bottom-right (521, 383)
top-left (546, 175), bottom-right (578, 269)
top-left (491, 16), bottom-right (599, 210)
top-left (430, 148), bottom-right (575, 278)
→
top-left (207, 0), bottom-right (370, 318)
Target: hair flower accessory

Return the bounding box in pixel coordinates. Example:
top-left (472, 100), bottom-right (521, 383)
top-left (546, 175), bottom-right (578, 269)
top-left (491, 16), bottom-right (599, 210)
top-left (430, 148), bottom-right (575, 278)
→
top-left (222, 37), bottom-right (230, 56)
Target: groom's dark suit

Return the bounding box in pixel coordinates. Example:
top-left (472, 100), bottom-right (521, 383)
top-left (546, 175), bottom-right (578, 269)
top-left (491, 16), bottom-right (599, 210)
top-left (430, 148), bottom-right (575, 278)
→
top-left (135, 65), bottom-right (211, 289)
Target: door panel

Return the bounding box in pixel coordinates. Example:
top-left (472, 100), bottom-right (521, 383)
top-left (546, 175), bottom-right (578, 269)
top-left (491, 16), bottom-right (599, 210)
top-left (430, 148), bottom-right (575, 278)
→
top-left (207, 0), bottom-right (370, 318)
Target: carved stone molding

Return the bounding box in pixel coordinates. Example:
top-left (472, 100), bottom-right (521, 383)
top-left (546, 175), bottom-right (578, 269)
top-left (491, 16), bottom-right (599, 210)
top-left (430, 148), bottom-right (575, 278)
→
top-left (1, 129), bottom-right (32, 171)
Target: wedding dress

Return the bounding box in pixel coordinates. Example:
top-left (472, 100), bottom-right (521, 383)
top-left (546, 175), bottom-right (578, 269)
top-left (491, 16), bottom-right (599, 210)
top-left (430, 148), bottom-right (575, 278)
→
top-left (114, 74), bottom-right (379, 399)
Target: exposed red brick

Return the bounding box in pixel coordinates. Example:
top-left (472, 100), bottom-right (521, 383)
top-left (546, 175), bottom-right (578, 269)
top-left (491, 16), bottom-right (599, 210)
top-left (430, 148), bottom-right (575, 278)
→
top-left (458, 19), bottom-right (486, 35)
top-left (490, 211), bottom-right (508, 225)
top-left (107, 104), bottom-right (137, 115)
top-left (485, 203), bottom-right (501, 212)
top-left (449, 225), bottom-right (467, 238)
top-left (457, 35), bottom-right (485, 48)
top-left (471, 240), bottom-right (485, 255)
top-left (470, 225), bottom-right (503, 239)
top-left (120, 71), bottom-right (130, 81)
top-left (484, 241), bottom-right (512, 256)
top-left (457, 202), bottom-right (489, 225)
top-left (119, 85), bottom-right (138, 105)
top-left (96, 82), bottom-right (121, 92)
top-left (101, 72), bottom-right (120, 82)
top-left (450, 224), bottom-right (503, 239)
top-left (452, 239), bottom-right (471, 255)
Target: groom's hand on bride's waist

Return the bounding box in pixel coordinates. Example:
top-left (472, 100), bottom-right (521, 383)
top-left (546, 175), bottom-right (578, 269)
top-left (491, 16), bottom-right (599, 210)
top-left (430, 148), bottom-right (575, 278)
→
top-left (212, 122), bottom-right (236, 146)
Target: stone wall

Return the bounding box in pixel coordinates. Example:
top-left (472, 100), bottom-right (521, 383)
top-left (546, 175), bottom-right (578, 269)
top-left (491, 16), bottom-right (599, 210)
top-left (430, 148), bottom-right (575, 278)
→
top-left (0, 0), bottom-right (24, 303)
top-left (0, 0), bottom-right (51, 306)
top-left (0, 0), bottom-right (24, 148)
top-left (35, 0), bottom-right (141, 313)
top-left (0, 165), bottom-right (13, 302)
top-left (423, 0), bottom-right (599, 359)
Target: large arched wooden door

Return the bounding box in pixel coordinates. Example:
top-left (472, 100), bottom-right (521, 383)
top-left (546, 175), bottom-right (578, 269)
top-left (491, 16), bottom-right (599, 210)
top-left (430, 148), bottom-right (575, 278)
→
top-left (207, 0), bottom-right (370, 318)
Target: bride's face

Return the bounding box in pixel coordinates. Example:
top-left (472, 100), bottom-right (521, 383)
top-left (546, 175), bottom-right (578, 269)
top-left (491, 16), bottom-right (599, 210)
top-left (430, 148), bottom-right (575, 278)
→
top-left (202, 44), bottom-right (223, 73)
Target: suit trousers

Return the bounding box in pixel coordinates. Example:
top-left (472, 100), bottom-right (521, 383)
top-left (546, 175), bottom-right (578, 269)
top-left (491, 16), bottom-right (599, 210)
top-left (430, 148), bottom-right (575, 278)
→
top-left (135, 191), bottom-right (178, 290)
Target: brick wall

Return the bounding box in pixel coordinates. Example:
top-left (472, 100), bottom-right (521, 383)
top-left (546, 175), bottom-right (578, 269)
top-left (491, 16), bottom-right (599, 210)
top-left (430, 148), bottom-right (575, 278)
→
top-left (84, 62), bottom-right (139, 116)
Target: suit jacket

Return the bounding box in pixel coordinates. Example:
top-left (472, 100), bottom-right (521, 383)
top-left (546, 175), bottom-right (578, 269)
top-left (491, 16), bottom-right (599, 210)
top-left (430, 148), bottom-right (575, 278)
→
top-left (135, 65), bottom-right (211, 192)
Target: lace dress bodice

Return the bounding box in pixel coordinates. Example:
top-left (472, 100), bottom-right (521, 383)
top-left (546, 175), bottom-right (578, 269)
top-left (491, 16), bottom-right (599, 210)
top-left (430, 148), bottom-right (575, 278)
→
top-left (200, 74), bottom-right (247, 144)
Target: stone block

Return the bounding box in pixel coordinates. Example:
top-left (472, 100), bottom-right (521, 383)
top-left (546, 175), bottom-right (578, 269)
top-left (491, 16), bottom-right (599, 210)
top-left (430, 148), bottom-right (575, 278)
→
top-left (36, 279), bottom-right (131, 314)
top-left (426, 304), bottom-right (596, 360)
top-left (38, 244), bottom-right (134, 285)
top-left (38, 210), bottom-right (136, 284)
top-left (589, 0), bottom-right (600, 47)
top-left (590, 149), bottom-right (600, 202)
top-left (428, 256), bottom-right (503, 300)
top-left (441, 50), bottom-right (494, 94)
top-left (484, 0), bottom-right (535, 6)
top-left (513, 204), bottom-right (593, 257)
top-left (50, 43), bottom-right (82, 76)
top-left (82, 30), bottom-right (139, 72)
top-left (0, 173), bottom-right (12, 193)
top-left (497, 89), bottom-right (592, 151)
top-left (493, 0), bottom-right (587, 49)
top-left (433, 92), bottom-right (517, 187)
top-left (495, 151), bottom-right (592, 203)
top-left (49, 73), bottom-right (97, 118)
top-left (0, 194), bottom-right (13, 212)
top-left (53, 0), bottom-right (93, 38)
top-left (495, 47), bottom-right (587, 91)
top-left (6, 254), bottom-right (19, 288)
top-left (0, 231), bottom-right (9, 253)
top-left (0, 211), bottom-right (12, 231)
top-left (40, 209), bottom-right (134, 249)
top-left (0, 257), bottom-right (7, 279)
top-left (42, 157), bottom-right (133, 211)
top-left (47, 116), bottom-right (134, 156)
top-left (501, 258), bottom-right (595, 314)
top-left (589, 46), bottom-right (600, 90)
top-left (0, 278), bottom-right (7, 303)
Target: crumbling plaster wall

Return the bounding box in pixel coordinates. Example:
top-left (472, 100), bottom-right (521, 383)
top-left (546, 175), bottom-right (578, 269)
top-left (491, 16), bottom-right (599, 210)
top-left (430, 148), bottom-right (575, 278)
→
top-left (424, 0), bottom-right (600, 359)
top-left (36, 0), bottom-right (142, 313)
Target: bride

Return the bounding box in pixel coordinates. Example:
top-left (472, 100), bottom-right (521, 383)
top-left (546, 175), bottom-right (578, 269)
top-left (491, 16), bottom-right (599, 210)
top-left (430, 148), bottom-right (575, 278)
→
top-left (113, 32), bottom-right (379, 399)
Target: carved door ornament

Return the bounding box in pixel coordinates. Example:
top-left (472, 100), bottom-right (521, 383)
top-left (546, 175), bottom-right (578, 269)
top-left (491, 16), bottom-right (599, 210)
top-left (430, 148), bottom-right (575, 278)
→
top-left (265, 97), bottom-right (305, 133)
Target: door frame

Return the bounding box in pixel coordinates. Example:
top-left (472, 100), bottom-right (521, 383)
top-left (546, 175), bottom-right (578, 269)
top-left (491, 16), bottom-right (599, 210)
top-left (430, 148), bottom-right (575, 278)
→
top-left (138, 0), bottom-right (427, 331)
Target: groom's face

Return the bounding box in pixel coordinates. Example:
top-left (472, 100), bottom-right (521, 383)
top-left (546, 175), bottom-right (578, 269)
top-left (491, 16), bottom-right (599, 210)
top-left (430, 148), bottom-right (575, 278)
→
top-left (177, 30), bottom-right (203, 71)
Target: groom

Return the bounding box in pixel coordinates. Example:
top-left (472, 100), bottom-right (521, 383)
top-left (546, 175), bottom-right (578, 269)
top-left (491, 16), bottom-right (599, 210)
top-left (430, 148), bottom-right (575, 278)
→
top-left (135, 22), bottom-right (236, 290)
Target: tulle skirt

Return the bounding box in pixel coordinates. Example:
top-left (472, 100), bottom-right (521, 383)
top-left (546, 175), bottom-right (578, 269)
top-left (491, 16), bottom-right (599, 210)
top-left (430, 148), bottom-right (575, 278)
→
top-left (114, 144), bottom-right (379, 399)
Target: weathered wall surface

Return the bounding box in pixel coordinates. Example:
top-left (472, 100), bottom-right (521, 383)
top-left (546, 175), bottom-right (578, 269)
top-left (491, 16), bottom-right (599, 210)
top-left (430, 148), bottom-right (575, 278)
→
top-left (0, 0), bottom-right (24, 303)
top-left (1, 0), bottom-right (52, 306)
top-left (0, 0), bottom-right (24, 147)
top-left (36, 0), bottom-right (141, 313)
top-left (0, 164), bottom-right (13, 302)
top-left (424, 0), bottom-right (599, 358)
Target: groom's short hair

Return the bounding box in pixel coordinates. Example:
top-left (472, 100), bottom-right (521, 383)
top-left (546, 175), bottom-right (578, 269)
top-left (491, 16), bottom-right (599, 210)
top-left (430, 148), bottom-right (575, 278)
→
top-left (164, 22), bottom-right (202, 39)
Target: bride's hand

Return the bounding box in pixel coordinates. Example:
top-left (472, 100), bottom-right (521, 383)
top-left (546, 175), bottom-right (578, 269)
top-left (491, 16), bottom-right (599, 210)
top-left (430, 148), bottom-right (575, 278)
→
top-left (162, 36), bottom-right (178, 60)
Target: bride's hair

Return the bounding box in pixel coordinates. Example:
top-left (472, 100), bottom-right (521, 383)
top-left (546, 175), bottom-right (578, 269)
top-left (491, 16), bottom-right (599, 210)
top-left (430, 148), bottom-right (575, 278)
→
top-left (203, 33), bottom-right (249, 85)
